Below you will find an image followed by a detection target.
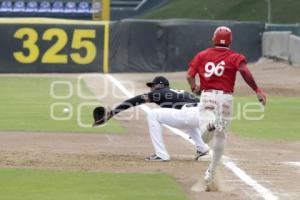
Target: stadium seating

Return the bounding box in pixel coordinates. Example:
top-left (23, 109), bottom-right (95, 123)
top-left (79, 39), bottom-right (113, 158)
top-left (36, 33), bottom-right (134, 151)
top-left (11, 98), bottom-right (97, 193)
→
top-left (0, 1), bottom-right (13, 12)
top-left (26, 1), bottom-right (38, 12)
top-left (13, 0), bottom-right (25, 12)
top-left (38, 1), bottom-right (50, 12)
top-left (90, 1), bottom-right (101, 13)
top-left (51, 1), bottom-right (63, 13)
top-left (0, 0), bottom-right (95, 15)
top-left (0, 0), bottom-right (166, 20)
top-left (77, 1), bottom-right (89, 13)
top-left (64, 1), bottom-right (76, 13)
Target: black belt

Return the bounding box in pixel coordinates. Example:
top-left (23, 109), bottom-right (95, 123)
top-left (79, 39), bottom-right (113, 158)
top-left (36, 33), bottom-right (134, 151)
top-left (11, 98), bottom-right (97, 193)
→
top-left (183, 103), bottom-right (198, 108)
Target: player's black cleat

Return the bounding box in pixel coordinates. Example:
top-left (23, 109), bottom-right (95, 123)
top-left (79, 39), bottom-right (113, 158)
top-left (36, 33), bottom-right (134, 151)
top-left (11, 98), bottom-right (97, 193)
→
top-left (145, 154), bottom-right (170, 162)
top-left (194, 149), bottom-right (209, 161)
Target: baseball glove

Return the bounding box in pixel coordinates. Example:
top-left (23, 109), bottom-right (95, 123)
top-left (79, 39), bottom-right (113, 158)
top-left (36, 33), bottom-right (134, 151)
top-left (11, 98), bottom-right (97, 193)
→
top-left (92, 106), bottom-right (112, 127)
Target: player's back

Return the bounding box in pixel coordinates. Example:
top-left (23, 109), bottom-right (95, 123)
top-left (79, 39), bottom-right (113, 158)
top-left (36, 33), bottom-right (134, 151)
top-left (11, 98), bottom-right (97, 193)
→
top-left (148, 88), bottom-right (199, 109)
top-left (196, 47), bottom-right (246, 93)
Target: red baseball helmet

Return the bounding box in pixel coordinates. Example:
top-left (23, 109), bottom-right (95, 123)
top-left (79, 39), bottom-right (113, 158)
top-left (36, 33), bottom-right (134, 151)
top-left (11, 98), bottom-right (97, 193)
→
top-left (212, 26), bottom-right (232, 46)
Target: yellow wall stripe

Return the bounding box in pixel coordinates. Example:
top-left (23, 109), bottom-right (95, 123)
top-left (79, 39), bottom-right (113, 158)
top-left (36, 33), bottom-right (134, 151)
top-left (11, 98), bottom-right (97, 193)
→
top-left (103, 21), bottom-right (110, 73)
top-left (102, 0), bottom-right (110, 21)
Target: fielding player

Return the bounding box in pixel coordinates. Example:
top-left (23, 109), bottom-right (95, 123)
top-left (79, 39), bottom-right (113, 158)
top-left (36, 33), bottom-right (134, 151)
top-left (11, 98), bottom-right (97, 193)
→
top-left (93, 76), bottom-right (213, 161)
top-left (186, 26), bottom-right (267, 186)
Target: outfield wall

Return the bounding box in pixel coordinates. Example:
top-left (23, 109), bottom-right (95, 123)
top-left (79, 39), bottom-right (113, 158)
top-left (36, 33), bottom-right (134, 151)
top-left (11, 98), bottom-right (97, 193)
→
top-left (262, 31), bottom-right (300, 65)
top-left (0, 18), bottom-right (264, 73)
top-left (109, 19), bottom-right (265, 72)
top-left (0, 18), bottom-right (105, 73)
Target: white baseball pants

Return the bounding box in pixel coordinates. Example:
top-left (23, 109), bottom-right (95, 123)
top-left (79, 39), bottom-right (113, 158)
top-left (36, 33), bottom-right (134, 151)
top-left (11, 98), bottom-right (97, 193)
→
top-left (146, 105), bottom-right (215, 160)
top-left (200, 91), bottom-right (233, 175)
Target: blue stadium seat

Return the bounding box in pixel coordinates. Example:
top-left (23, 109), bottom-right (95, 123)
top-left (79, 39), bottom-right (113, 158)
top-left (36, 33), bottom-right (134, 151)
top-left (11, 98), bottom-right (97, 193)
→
top-left (0, 1), bottom-right (13, 12)
top-left (91, 2), bottom-right (101, 13)
top-left (77, 1), bottom-right (90, 13)
top-left (26, 1), bottom-right (38, 12)
top-left (52, 1), bottom-right (64, 13)
top-left (64, 1), bottom-right (76, 13)
top-left (39, 1), bottom-right (51, 12)
top-left (13, 0), bottom-right (25, 12)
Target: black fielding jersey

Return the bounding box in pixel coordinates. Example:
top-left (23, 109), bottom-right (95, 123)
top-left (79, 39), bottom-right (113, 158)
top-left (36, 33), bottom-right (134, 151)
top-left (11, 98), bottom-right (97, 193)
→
top-left (146, 88), bottom-right (199, 109)
top-left (111, 88), bottom-right (199, 116)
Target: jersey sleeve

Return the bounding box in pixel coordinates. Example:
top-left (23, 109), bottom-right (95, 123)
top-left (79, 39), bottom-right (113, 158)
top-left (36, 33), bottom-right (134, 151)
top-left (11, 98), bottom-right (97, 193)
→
top-left (238, 63), bottom-right (259, 92)
top-left (187, 53), bottom-right (201, 77)
top-left (111, 94), bottom-right (147, 116)
top-left (232, 54), bottom-right (247, 69)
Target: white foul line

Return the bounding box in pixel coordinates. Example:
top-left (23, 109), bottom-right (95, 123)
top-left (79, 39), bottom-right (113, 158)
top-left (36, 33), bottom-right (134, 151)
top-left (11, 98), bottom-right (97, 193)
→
top-left (284, 162), bottom-right (300, 168)
top-left (106, 74), bottom-right (278, 200)
top-left (223, 158), bottom-right (278, 200)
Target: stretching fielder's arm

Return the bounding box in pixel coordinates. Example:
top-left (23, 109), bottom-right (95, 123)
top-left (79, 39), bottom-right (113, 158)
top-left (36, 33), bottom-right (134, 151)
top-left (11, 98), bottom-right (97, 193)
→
top-left (110, 94), bottom-right (150, 116)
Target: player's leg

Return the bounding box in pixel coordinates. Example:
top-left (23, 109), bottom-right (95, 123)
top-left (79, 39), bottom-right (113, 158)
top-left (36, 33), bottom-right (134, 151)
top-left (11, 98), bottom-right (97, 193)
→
top-left (204, 129), bottom-right (226, 183)
top-left (204, 96), bottom-right (233, 184)
top-left (146, 107), bottom-right (198, 161)
top-left (199, 92), bottom-right (218, 144)
top-left (154, 107), bottom-right (215, 132)
top-left (146, 107), bottom-right (204, 160)
top-left (201, 129), bottom-right (215, 144)
top-left (146, 107), bottom-right (214, 161)
top-left (181, 105), bottom-right (212, 155)
top-left (187, 128), bottom-right (210, 159)
top-left (146, 109), bottom-right (171, 161)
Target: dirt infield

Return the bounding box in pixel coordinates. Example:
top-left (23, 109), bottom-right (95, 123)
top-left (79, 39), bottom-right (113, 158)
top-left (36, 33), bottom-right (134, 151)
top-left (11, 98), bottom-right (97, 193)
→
top-left (0, 58), bottom-right (300, 200)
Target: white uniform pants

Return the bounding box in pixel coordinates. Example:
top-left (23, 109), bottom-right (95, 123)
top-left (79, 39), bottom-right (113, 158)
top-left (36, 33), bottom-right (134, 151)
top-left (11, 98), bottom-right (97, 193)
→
top-left (200, 91), bottom-right (233, 174)
top-left (146, 105), bottom-right (215, 160)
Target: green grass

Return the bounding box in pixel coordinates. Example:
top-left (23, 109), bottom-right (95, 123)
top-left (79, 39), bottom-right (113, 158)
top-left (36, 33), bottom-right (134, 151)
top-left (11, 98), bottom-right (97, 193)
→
top-left (143, 0), bottom-right (300, 23)
top-left (0, 168), bottom-right (189, 200)
top-left (231, 96), bottom-right (300, 140)
top-left (171, 81), bottom-right (300, 140)
top-left (0, 76), bottom-right (124, 134)
top-left (171, 81), bottom-right (191, 92)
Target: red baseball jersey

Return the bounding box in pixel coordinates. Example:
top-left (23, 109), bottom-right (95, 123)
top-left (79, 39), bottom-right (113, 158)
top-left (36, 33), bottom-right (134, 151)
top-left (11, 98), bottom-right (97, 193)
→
top-left (188, 47), bottom-right (246, 93)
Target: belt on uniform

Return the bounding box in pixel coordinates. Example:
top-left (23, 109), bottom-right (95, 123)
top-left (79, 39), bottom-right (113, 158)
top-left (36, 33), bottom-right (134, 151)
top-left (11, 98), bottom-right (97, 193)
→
top-left (183, 103), bottom-right (198, 108)
top-left (203, 89), bottom-right (232, 94)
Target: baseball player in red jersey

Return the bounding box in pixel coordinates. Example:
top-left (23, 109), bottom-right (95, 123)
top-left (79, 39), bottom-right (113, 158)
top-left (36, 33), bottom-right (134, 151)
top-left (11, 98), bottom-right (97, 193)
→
top-left (187, 26), bottom-right (267, 187)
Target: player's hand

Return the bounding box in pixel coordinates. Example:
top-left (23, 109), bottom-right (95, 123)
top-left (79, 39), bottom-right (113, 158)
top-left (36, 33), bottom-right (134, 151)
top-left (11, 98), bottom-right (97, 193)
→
top-left (191, 85), bottom-right (201, 96)
top-left (256, 88), bottom-right (267, 106)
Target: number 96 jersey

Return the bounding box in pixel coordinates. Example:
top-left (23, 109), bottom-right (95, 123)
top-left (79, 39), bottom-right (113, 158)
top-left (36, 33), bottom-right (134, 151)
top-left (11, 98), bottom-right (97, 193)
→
top-left (188, 47), bottom-right (246, 93)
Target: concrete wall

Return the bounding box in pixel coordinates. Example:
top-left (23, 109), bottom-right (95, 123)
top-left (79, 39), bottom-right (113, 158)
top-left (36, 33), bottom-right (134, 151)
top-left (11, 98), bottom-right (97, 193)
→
top-left (262, 31), bottom-right (291, 59)
top-left (289, 35), bottom-right (300, 64)
top-left (0, 18), bottom-right (265, 73)
top-left (262, 31), bottom-right (300, 65)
